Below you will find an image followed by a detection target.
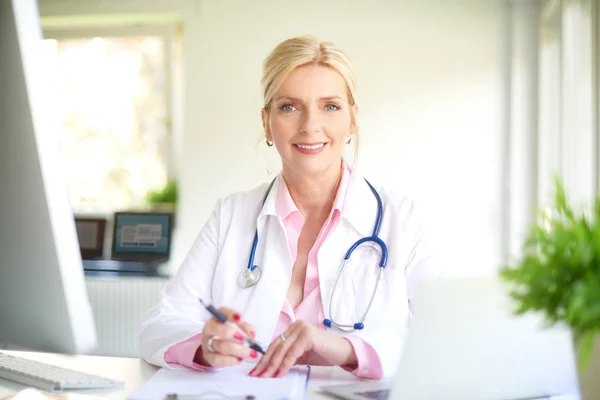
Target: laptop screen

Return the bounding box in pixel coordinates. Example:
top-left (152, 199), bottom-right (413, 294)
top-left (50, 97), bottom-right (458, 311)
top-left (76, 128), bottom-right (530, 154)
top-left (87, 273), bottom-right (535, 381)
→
top-left (112, 212), bottom-right (173, 262)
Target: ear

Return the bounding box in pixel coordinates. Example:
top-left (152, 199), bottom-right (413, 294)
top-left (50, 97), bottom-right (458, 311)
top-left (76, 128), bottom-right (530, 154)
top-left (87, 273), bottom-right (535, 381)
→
top-left (350, 104), bottom-right (359, 131)
top-left (261, 107), bottom-right (272, 141)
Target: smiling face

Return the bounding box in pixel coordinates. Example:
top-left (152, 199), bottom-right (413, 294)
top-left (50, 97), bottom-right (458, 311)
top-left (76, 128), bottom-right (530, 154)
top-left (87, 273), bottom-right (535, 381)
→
top-left (262, 64), bottom-right (357, 179)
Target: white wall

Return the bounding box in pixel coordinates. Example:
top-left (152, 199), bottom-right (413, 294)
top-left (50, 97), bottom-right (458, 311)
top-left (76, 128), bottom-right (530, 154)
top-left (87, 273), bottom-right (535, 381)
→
top-left (38, 0), bottom-right (511, 277)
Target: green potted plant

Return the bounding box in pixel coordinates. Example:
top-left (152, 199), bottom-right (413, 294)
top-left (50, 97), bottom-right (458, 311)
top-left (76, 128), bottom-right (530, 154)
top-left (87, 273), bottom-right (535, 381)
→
top-left (145, 179), bottom-right (178, 212)
top-left (500, 176), bottom-right (600, 399)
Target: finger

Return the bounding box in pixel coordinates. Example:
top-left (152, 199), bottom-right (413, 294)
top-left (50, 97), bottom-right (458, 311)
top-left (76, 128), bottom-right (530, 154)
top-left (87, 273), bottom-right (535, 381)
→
top-left (218, 307), bottom-right (256, 338)
top-left (205, 337), bottom-right (258, 361)
top-left (207, 336), bottom-right (259, 361)
top-left (237, 320), bottom-right (257, 339)
top-left (275, 336), bottom-right (308, 377)
top-left (203, 351), bottom-right (243, 368)
top-left (248, 337), bottom-right (283, 376)
top-left (259, 330), bottom-right (304, 378)
top-left (204, 320), bottom-right (246, 343)
top-left (200, 335), bottom-right (243, 367)
top-left (250, 325), bottom-right (300, 377)
top-left (217, 307), bottom-right (243, 323)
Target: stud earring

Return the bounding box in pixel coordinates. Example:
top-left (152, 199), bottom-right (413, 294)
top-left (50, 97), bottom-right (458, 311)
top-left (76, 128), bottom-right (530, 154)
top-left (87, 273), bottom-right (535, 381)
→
top-left (266, 139), bottom-right (274, 147)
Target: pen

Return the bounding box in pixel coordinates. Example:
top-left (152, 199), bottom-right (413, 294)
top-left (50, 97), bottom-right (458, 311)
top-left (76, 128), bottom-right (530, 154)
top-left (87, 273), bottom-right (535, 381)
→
top-left (199, 299), bottom-right (266, 354)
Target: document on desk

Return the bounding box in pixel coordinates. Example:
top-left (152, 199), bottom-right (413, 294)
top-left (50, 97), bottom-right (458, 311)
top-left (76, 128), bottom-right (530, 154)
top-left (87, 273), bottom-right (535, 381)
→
top-left (129, 364), bottom-right (310, 400)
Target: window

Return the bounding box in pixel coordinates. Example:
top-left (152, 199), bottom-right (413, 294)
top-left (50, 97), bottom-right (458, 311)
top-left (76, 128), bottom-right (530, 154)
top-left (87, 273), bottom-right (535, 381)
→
top-left (40, 27), bottom-right (177, 213)
top-left (537, 0), bottom-right (598, 205)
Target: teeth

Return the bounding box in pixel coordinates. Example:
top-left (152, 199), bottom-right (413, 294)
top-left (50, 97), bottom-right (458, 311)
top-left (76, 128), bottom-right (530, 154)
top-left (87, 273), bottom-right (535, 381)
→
top-left (296, 143), bottom-right (324, 150)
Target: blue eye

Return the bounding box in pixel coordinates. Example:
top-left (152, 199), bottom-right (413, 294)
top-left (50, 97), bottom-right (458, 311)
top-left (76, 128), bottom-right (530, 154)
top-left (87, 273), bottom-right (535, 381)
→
top-left (279, 104), bottom-right (295, 112)
top-left (325, 104), bottom-right (340, 111)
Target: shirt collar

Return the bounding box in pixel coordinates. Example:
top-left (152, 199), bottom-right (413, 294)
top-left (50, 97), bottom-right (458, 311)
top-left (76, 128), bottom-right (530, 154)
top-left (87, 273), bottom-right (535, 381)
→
top-left (257, 160), bottom-right (378, 239)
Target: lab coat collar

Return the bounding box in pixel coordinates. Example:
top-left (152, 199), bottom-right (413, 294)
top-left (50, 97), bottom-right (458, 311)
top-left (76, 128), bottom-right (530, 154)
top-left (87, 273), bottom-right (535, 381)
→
top-left (342, 170), bottom-right (380, 238)
top-left (256, 174), bottom-right (281, 219)
top-left (256, 168), bottom-right (378, 239)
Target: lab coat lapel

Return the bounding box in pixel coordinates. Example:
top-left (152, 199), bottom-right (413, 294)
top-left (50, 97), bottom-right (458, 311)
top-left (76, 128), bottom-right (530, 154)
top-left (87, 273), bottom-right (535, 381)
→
top-left (343, 172), bottom-right (380, 239)
top-left (240, 174), bottom-right (293, 347)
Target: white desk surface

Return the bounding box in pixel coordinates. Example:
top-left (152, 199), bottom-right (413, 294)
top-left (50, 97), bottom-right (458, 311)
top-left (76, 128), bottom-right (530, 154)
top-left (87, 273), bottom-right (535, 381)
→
top-left (0, 351), bottom-right (581, 400)
top-left (0, 350), bottom-right (362, 400)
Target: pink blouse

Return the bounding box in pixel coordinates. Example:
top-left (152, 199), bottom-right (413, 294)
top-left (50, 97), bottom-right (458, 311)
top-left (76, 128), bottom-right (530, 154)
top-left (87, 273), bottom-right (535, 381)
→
top-left (164, 161), bottom-right (382, 379)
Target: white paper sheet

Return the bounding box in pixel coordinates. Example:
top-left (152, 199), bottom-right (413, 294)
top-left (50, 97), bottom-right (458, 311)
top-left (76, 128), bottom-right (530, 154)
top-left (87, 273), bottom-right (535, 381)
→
top-left (129, 364), bottom-right (310, 400)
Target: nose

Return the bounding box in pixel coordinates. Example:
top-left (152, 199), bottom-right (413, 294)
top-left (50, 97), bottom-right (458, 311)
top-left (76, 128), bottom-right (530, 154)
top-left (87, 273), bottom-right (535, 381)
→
top-left (300, 107), bottom-right (321, 135)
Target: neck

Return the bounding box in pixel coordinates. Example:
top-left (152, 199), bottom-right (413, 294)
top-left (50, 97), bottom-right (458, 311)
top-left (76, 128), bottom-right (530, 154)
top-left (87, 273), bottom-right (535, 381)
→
top-left (282, 160), bottom-right (343, 219)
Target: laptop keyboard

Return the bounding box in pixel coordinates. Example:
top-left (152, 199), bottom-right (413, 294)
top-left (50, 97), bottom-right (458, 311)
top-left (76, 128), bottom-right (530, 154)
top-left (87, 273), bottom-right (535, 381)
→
top-left (356, 389), bottom-right (391, 399)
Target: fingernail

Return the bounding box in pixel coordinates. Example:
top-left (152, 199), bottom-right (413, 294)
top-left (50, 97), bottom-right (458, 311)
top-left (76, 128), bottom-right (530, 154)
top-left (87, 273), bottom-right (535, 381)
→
top-left (233, 313), bottom-right (241, 322)
top-left (250, 350), bottom-right (257, 359)
top-left (249, 330), bottom-right (256, 338)
top-left (238, 357), bottom-right (243, 362)
top-left (248, 367), bottom-right (256, 376)
top-left (274, 369), bottom-right (280, 378)
top-left (234, 332), bottom-right (244, 341)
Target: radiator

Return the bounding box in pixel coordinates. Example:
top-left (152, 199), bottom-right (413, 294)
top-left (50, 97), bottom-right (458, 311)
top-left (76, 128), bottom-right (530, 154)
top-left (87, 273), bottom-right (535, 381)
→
top-left (85, 278), bottom-right (167, 358)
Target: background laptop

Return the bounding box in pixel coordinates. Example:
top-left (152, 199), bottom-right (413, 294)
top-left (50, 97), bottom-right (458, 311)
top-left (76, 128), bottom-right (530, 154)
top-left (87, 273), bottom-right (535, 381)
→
top-left (323, 275), bottom-right (579, 400)
top-left (79, 211), bottom-right (174, 274)
top-left (111, 211), bottom-right (173, 263)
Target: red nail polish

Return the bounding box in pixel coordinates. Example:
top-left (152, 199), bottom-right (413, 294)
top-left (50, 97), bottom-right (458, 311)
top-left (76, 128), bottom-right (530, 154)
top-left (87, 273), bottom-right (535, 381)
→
top-left (238, 357), bottom-right (243, 362)
top-left (250, 350), bottom-right (257, 359)
top-left (274, 369), bottom-right (280, 378)
top-left (233, 313), bottom-right (241, 322)
top-left (234, 332), bottom-right (244, 341)
top-left (248, 367), bottom-right (256, 375)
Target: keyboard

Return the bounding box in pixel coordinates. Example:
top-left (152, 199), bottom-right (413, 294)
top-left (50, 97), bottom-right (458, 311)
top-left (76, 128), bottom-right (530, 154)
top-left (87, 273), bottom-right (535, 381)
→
top-left (0, 352), bottom-right (124, 392)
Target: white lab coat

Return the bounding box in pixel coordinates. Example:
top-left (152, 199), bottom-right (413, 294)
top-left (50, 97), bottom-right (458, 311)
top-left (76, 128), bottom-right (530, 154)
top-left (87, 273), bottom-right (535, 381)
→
top-left (139, 171), bottom-right (443, 378)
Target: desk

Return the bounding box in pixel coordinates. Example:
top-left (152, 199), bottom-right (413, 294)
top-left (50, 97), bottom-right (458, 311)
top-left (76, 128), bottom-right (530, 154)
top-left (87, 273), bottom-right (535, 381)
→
top-left (0, 351), bottom-right (362, 400)
top-left (0, 351), bottom-right (581, 400)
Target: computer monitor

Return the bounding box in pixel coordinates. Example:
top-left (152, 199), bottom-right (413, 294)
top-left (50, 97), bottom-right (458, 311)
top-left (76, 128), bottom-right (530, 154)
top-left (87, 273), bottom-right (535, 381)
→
top-left (0, 0), bottom-right (97, 354)
top-left (111, 212), bottom-right (173, 263)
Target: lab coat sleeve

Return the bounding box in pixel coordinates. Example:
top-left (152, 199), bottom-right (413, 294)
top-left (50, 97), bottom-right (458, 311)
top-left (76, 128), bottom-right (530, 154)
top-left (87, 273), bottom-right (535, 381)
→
top-left (139, 200), bottom-right (222, 368)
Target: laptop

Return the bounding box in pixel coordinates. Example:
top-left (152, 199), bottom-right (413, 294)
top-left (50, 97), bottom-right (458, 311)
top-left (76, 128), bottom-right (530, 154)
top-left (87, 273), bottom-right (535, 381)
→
top-left (322, 275), bottom-right (579, 400)
top-left (79, 211), bottom-right (174, 274)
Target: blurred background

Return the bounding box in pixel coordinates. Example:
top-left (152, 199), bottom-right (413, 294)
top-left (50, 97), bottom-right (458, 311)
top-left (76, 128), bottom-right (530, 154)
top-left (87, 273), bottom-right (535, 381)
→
top-left (34, 0), bottom-right (598, 357)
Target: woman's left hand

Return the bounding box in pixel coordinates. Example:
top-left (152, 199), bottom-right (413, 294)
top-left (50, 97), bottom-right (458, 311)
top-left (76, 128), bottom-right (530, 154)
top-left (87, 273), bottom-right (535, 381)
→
top-left (248, 320), bottom-right (357, 378)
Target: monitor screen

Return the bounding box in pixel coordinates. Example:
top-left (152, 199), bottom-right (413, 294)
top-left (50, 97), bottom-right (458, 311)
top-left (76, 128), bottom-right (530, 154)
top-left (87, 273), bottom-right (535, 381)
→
top-left (112, 212), bottom-right (173, 262)
top-left (0, 0), bottom-right (97, 353)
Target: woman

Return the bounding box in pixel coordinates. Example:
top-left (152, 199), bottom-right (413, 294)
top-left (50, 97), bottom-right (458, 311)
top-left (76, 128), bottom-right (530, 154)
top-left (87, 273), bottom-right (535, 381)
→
top-left (139, 35), bottom-right (443, 380)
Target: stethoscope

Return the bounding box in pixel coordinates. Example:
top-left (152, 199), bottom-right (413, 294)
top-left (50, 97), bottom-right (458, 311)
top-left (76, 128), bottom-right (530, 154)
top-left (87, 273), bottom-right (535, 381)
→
top-left (237, 177), bottom-right (388, 332)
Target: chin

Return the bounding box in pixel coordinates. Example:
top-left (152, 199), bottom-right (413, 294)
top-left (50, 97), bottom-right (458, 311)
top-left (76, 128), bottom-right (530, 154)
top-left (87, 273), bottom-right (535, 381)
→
top-left (286, 158), bottom-right (340, 177)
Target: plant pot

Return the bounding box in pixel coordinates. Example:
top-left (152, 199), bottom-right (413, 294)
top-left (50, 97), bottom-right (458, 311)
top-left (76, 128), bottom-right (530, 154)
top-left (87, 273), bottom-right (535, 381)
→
top-left (576, 334), bottom-right (600, 399)
top-left (149, 202), bottom-right (175, 213)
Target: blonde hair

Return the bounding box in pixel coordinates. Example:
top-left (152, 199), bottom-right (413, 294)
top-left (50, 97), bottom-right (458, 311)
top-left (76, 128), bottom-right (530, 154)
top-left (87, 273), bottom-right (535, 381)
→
top-left (261, 35), bottom-right (360, 153)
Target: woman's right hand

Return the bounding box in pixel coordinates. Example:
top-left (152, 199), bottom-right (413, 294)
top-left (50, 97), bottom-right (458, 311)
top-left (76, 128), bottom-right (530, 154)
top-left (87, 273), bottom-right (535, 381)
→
top-left (194, 307), bottom-right (259, 367)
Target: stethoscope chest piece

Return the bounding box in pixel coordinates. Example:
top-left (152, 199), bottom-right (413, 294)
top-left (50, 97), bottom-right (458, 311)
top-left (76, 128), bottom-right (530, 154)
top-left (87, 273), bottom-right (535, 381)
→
top-left (238, 266), bottom-right (261, 288)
